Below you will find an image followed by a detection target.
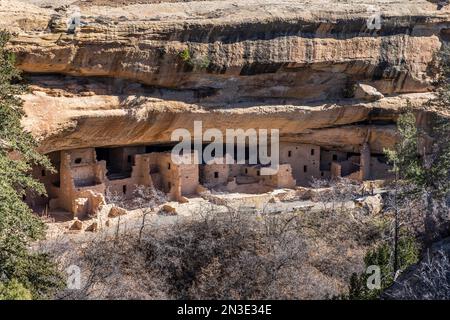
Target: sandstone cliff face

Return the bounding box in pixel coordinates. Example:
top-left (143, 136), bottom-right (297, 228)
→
top-left (1, 0), bottom-right (449, 153)
top-left (22, 75), bottom-right (430, 153)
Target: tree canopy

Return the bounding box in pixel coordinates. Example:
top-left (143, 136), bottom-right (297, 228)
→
top-left (0, 30), bottom-right (62, 300)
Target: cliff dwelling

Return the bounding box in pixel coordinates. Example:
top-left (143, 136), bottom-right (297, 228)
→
top-left (25, 141), bottom-right (392, 218)
top-left (2, 0), bottom-right (450, 302)
top-left (3, 0), bottom-right (440, 224)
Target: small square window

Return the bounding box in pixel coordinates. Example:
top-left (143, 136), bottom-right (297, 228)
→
top-left (74, 158), bottom-right (82, 164)
top-left (214, 172), bottom-right (219, 178)
top-left (332, 154), bottom-right (338, 161)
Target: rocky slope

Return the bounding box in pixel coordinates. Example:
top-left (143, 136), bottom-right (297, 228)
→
top-left (383, 236), bottom-right (450, 299)
top-left (1, 0), bottom-right (449, 153)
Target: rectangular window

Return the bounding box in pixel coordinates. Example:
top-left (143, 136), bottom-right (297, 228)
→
top-left (74, 158), bottom-right (82, 164)
top-left (122, 185), bottom-right (127, 194)
top-left (303, 165), bottom-right (307, 173)
top-left (332, 154), bottom-right (338, 161)
top-left (41, 169), bottom-right (46, 177)
top-left (311, 149), bottom-right (315, 156)
top-left (168, 163), bottom-right (171, 170)
top-left (214, 172), bottom-right (219, 178)
top-left (288, 150), bottom-right (292, 157)
top-left (168, 182), bottom-right (171, 190)
top-left (127, 155), bottom-right (132, 163)
top-left (257, 170), bottom-right (260, 176)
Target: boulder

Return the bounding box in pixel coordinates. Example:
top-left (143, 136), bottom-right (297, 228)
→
top-left (354, 83), bottom-right (384, 101)
top-left (108, 206), bottom-right (127, 218)
top-left (85, 221), bottom-right (98, 232)
top-left (355, 194), bottom-right (383, 215)
top-left (69, 218), bottom-right (83, 231)
top-left (161, 204), bottom-right (177, 215)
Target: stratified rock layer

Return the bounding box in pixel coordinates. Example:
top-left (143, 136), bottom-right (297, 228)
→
top-left (1, 0), bottom-right (449, 152)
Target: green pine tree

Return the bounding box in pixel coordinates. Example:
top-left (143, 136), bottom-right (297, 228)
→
top-left (383, 44), bottom-right (450, 246)
top-left (344, 236), bottom-right (419, 300)
top-left (0, 30), bottom-right (63, 300)
top-left (0, 279), bottom-right (32, 300)
top-left (384, 109), bottom-right (425, 184)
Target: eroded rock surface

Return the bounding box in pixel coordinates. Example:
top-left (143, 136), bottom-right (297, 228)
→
top-left (0, 0), bottom-right (449, 152)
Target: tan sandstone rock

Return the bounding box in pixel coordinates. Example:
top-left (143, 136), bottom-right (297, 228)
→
top-left (69, 218), bottom-right (83, 231)
top-left (108, 206), bottom-right (127, 218)
top-left (85, 221), bottom-right (98, 232)
top-left (161, 204), bottom-right (177, 215)
top-left (354, 84), bottom-right (385, 102)
top-left (355, 194), bottom-right (383, 215)
top-left (0, 0), bottom-right (445, 155)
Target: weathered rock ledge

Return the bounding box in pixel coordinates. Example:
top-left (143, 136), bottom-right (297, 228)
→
top-left (22, 76), bottom-right (433, 153)
top-left (0, 0), bottom-right (449, 152)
